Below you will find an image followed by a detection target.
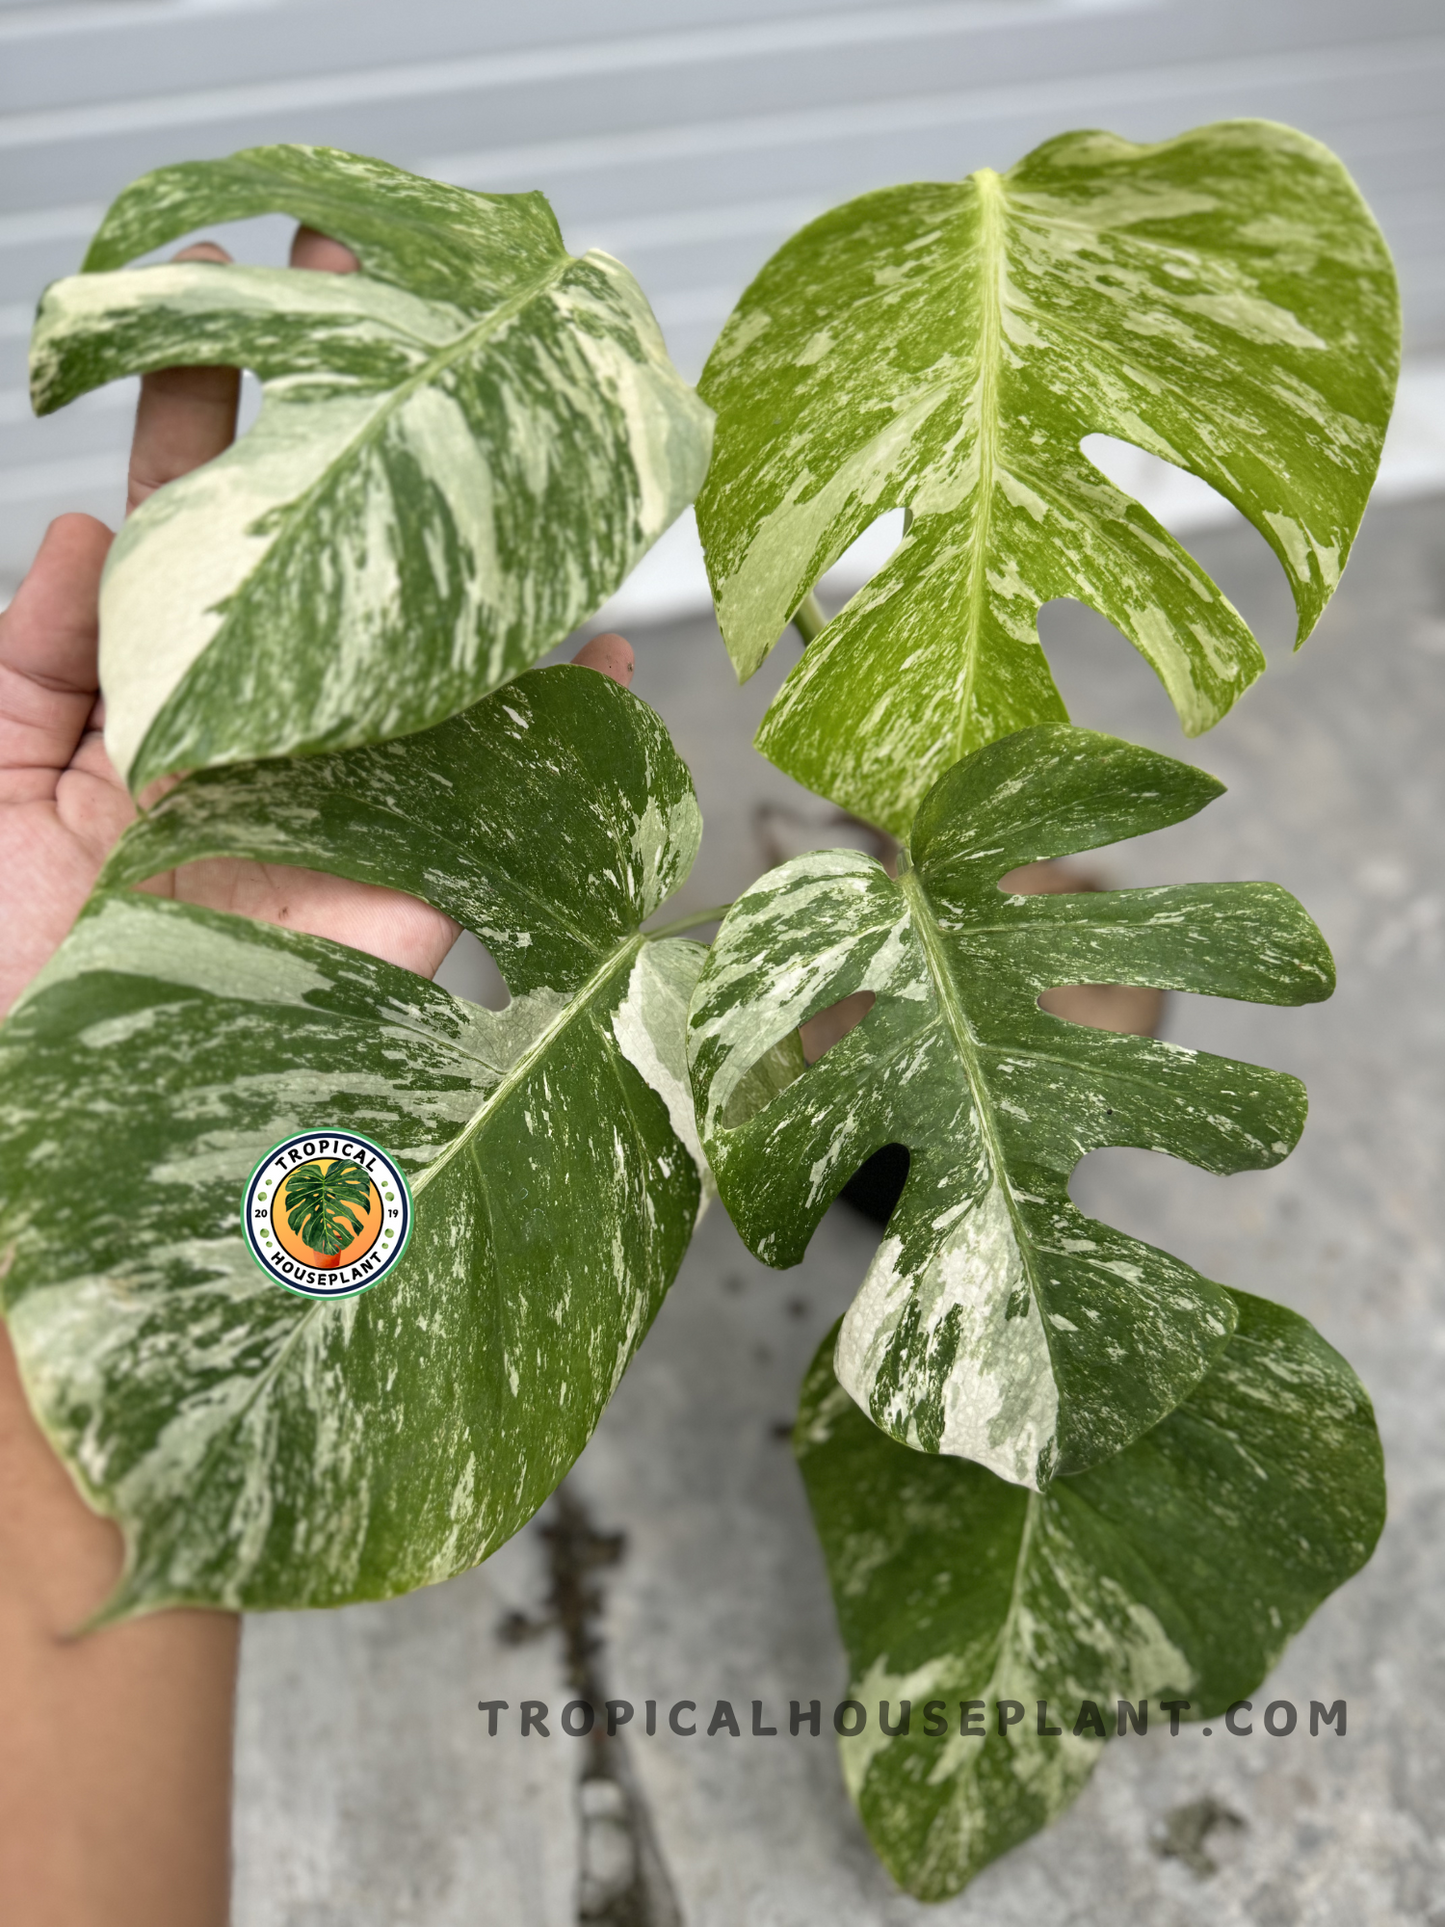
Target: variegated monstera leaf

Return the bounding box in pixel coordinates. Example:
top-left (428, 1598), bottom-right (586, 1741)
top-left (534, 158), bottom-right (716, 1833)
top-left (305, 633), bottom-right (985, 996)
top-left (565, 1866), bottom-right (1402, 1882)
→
top-left (29, 144), bottom-right (713, 791)
top-left (795, 1292), bottom-right (1384, 1900)
top-left (688, 726), bottom-right (1333, 1488)
top-left (697, 119), bottom-right (1398, 834)
top-left (0, 667), bottom-right (708, 1620)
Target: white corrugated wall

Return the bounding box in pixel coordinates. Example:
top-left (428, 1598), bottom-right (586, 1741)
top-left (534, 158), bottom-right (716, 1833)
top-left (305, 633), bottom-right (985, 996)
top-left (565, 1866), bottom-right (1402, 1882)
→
top-left (3, 0), bottom-right (1443, 600)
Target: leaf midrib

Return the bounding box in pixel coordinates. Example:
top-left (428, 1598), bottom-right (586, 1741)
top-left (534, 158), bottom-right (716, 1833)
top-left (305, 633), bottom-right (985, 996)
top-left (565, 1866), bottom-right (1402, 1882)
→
top-left (987, 1485), bottom-right (1040, 1705)
top-left (898, 867), bottom-right (1057, 1430)
top-left (412, 931), bottom-right (643, 1198)
top-left (953, 168), bottom-right (1005, 765)
top-left (935, 1476), bottom-right (1202, 1802)
top-left (909, 1487), bottom-right (1040, 1812)
top-left (957, 208), bottom-right (1351, 503)
top-left (113, 924), bottom-right (646, 1609)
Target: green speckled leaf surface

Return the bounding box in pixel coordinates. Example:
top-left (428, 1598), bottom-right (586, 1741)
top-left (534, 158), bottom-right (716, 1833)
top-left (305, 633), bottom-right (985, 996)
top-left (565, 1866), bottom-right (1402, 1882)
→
top-left (689, 727), bottom-right (1333, 1486)
top-left (0, 667), bottom-right (707, 1618)
top-left (796, 1291), bottom-right (1384, 1899)
top-left (30, 145), bottom-right (713, 790)
top-left (697, 120), bottom-right (1398, 834)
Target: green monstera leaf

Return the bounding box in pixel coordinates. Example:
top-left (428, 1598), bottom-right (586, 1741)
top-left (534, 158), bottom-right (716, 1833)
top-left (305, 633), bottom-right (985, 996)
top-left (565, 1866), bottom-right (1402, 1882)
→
top-left (29, 144), bottom-right (713, 791)
top-left (696, 119), bottom-right (1398, 834)
top-left (0, 666), bottom-right (710, 1619)
top-left (794, 1292), bottom-right (1385, 1900)
top-left (688, 726), bottom-right (1333, 1488)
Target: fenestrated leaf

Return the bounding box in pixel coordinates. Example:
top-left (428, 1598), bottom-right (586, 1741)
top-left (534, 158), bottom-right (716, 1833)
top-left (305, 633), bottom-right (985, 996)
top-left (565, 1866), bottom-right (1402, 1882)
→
top-left (29, 144), bottom-right (713, 791)
top-left (696, 119), bottom-right (1398, 835)
top-left (689, 726), bottom-right (1333, 1487)
top-left (0, 666), bottom-right (710, 1619)
top-left (795, 1291), bottom-right (1385, 1900)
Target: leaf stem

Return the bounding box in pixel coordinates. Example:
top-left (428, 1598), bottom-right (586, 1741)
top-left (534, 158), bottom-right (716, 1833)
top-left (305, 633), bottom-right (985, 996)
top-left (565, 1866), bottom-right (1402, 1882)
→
top-left (643, 903), bottom-right (733, 939)
top-left (790, 591), bottom-right (827, 645)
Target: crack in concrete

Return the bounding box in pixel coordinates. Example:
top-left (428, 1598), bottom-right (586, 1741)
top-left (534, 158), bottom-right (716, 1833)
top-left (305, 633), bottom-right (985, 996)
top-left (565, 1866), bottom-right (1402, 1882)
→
top-left (500, 1482), bottom-right (684, 1925)
top-left (1153, 1795), bottom-right (1247, 1877)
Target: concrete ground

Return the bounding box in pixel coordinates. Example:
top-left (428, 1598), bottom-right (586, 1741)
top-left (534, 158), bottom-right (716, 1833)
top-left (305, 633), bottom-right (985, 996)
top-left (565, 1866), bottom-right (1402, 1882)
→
top-left (233, 490), bottom-right (1445, 1925)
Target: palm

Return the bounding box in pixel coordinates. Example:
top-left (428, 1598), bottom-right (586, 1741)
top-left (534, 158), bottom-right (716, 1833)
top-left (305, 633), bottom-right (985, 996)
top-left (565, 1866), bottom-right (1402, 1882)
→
top-left (0, 532), bottom-right (457, 1017)
top-left (0, 662), bottom-right (130, 1014)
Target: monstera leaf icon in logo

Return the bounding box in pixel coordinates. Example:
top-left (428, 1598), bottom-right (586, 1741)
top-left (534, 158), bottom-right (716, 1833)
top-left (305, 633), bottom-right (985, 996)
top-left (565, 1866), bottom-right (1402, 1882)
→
top-left (285, 1158), bottom-right (373, 1265)
top-left (244, 1131), bottom-right (413, 1298)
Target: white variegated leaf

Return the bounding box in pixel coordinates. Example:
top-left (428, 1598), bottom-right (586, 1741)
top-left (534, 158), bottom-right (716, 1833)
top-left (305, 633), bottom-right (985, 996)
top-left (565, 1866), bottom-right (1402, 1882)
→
top-left (795, 1291), bottom-right (1384, 1899)
top-left (0, 667), bottom-right (708, 1619)
top-left (696, 120), bottom-right (1399, 834)
top-left (689, 727), bottom-right (1333, 1487)
top-left (29, 144), bottom-right (712, 790)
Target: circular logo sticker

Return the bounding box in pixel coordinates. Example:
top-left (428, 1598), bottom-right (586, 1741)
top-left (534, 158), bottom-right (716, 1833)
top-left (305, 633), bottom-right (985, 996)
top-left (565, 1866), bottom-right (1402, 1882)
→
top-left (243, 1132), bottom-right (413, 1299)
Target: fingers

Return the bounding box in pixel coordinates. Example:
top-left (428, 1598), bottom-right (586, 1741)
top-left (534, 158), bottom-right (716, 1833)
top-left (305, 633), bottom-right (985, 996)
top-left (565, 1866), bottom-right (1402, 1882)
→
top-left (165, 857), bottom-right (460, 981)
top-left (290, 226), bottom-right (360, 273)
top-left (570, 631), bottom-right (634, 688)
top-left (125, 243), bottom-right (241, 516)
top-left (0, 515), bottom-right (114, 794)
top-left (125, 231), bottom-right (361, 519)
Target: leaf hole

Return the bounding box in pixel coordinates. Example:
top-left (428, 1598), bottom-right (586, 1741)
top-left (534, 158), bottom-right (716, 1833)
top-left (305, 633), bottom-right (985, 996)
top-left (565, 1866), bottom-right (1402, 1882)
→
top-left (128, 214), bottom-right (301, 274)
top-left (1038, 982), bottom-right (1163, 1037)
top-left (1000, 860), bottom-right (1164, 1038)
top-left (434, 929), bottom-right (510, 1010)
top-left (1069, 1145), bottom-right (1294, 1291)
top-left (755, 801), bottom-right (895, 874)
top-left (1081, 435), bottom-right (1243, 541)
top-left (801, 507), bottom-right (910, 630)
top-left (800, 990), bottom-right (875, 1064)
top-left (838, 1143), bottom-right (911, 1227)
top-left (997, 858), bottom-right (1103, 897)
top-left (122, 217), bottom-right (352, 457)
top-left (822, 506), bottom-right (909, 595)
top-left (1074, 434), bottom-right (1297, 665)
top-left (719, 988), bottom-right (877, 1132)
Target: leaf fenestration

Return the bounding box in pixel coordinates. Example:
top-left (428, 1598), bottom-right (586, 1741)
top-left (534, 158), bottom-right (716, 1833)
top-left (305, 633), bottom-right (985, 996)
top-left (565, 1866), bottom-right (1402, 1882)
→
top-left (688, 726), bottom-right (1333, 1486)
top-left (30, 144), bottom-right (713, 790)
top-left (0, 667), bottom-right (708, 1619)
top-left (696, 120), bottom-right (1399, 834)
top-left (795, 1291), bottom-right (1385, 1900)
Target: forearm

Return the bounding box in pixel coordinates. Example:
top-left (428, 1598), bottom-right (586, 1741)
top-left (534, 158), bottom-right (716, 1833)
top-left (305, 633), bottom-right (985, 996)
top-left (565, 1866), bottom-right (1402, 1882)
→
top-left (0, 1325), bottom-right (238, 1927)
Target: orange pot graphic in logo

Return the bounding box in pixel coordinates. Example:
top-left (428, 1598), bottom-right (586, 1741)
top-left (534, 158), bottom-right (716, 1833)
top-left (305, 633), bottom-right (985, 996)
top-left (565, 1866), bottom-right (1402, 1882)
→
top-left (243, 1132), bottom-right (412, 1298)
